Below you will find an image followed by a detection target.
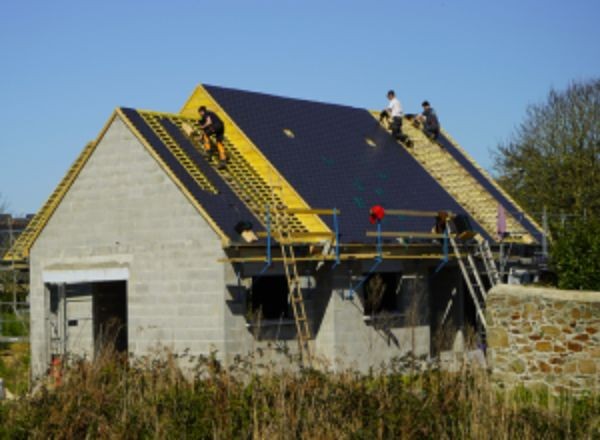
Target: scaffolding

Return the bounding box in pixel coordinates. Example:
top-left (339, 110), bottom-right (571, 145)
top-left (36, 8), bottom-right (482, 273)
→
top-left (0, 217), bottom-right (30, 343)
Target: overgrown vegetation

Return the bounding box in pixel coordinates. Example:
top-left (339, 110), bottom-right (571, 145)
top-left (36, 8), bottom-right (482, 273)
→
top-left (550, 217), bottom-right (600, 290)
top-left (0, 342), bottom-right (29, 396)
top-left (1, 349), bottom-right (599, 439)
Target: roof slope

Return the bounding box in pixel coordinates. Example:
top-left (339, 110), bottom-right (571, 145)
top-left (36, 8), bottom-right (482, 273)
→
top-left (4, 83), bottom-right (543, 262)
top-left (118, 108), bottom-right (266, 243)
top-left (203, 85), bottom-right (486, 243)
top-left (436, 130), bottom-right (542, 242)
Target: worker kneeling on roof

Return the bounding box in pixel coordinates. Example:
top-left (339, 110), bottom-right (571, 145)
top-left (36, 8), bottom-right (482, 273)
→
top-left (198, 106), bottom-right (228, 169)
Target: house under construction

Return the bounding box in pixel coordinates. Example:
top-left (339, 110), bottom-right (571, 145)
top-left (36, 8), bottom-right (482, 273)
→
top-left (3, 85), bottom-right (543, 376)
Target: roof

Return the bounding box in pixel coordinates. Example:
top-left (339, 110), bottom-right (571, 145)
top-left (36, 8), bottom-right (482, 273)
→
top-left (3, 83), bottom-right (543, 262)
top-left (202, 84), bottom-right (480, 243)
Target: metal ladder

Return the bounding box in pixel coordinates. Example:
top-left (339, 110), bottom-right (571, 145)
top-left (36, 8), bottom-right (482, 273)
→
top-left (478, 240), bottom-right (500, 286)
top-left (447, 225), bottom-right (487, 332)
top-left (271, 201), bottom-right (313, 367)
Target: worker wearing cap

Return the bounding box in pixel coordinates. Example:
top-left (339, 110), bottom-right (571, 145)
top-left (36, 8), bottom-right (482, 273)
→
top-left (198, 106), bottom-right (227, 169)
top-left (379, 90), bottom-right (411, 146)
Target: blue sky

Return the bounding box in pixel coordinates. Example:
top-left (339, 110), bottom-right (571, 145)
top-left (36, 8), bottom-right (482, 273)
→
top-left (1, 0), bottom-right (599, 214)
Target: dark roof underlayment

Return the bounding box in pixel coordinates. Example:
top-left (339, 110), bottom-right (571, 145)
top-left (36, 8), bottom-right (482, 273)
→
top-left (120, 108), bottom-right (266, 241)
top-left (204, 85), bottom-right (488, 243)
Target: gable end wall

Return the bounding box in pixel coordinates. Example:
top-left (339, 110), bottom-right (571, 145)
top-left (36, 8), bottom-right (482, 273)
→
top-left (29, 116), bottom-right (227, 376)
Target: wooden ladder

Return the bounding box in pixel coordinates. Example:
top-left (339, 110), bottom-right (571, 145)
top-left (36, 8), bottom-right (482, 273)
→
top-left (270, 193), bottom-right (313, 367)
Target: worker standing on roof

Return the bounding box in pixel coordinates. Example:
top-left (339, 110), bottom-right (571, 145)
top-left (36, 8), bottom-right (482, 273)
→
top-left (198, 106), bottom-right (227, 169)
top-left (379, 90), bottom-right (411, 146)
top-left (416, 100), bottom-right (440, 140)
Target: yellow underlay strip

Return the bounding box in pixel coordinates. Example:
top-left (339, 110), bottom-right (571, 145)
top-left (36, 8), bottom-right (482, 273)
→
top-left (117, 109), bottom-right (230, 246)
top-left (138, 112), bottom-right (219, 194)
top-left (440, 128), bottom-right (543, 235)
top-left (371, 112), bottom-right (538, 244)
top-left (181, 85), bottom-right (332, 242)
top-left (2, 114), bottom-right (118, 262)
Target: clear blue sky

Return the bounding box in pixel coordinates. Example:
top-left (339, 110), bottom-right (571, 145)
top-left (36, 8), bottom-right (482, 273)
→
top-left (1, 0), bottom-right (599, 215)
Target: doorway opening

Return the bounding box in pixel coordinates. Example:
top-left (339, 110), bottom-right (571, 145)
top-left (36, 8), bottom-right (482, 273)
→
top-left (92, 281), bottom-right (128, 356)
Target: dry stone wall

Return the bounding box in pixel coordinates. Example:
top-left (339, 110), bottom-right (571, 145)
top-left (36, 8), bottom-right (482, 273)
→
top-left (486, 284), bottom-right (600, 394)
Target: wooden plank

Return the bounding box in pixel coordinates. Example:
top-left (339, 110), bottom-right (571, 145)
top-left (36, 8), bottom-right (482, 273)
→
top-left (385, 209), bottom-right (450, 218)
top-left (366, 231), bottom-right (446, 239)
top-left (256, 231), bottom-right (335, 238)
top-left (283, 208), bottom-right (340, 215)
top-left (218, 252), bottom-right (452, 263)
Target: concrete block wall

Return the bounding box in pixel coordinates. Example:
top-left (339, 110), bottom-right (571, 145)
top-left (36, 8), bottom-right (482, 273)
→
top-left (315, 264), bottom-right (430, 371)
top-left (220, 261), bottom-right (432, 372)
top-left (320, 269), bottom-right (430, 371)
top-left (27, 114), bottom-right (435, 376)
top-left (487, 284), bottom-right (600, 394)
top-left (29, 116), bottom-right (227, 376)
top-left (222, 262), bottom-right (304, 369)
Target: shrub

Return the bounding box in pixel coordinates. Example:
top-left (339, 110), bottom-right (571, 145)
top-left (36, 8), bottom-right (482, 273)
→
top-left (551, 218), bottom-right (600, 290)
top-left (0, 349), bottom-right (599, 438)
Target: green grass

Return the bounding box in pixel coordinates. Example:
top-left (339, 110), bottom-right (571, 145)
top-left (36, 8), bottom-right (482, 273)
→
top-left (0, 312), bottom-right (29, 338)
top-left (1, 348), bottom-right (599, 439)
top-left (0, 342), bottom-right (30, 397)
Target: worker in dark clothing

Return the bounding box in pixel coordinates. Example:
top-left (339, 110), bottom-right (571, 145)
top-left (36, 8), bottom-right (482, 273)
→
top-left (379, 90), bottom-right (412, 146)
top-left (198, 106), bottom-right (227, 168)
top-left (416, 101), bottom-right (440, 140)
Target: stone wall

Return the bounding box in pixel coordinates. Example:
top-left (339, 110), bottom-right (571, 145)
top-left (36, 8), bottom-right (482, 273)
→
top-left (487, 284), bottom-right (600, 394)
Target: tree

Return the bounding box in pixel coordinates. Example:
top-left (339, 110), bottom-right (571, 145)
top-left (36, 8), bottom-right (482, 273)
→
top-left (494, 79), bottom-right (600, 289)
top-left (550, 218), bottom-right (600, 290)
top-left (493, 78), bottom-right (600, 229)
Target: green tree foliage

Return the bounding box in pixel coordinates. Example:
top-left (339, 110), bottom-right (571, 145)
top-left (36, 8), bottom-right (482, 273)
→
top-left (550, 218), bottom-right (600, 290)
top-left (494, 79), bottom-right (600, 288)
top-left (493, 78), bottom-right (600, 228)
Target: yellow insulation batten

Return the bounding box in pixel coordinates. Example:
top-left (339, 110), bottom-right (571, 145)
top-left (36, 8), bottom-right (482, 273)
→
top-left (181, 85), bottom-right (332, 242)
top-left (116, 109), bottom-right (231, 247)
top-left (2, 113), bottom-right (116, 262)
top-left (371, 111), bottom-right (538, 244)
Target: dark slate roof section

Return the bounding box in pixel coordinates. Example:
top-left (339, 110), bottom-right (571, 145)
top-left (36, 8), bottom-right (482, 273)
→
top-left (119, 108), bottom-right (265, 241)
top-left (436, 133), bottom-right (542, 242)
top-left (204, 85), bottom-right (489, 243)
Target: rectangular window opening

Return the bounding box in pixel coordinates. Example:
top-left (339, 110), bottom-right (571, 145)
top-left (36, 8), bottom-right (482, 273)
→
top-left (248, 275), bottom-right (291, 322)
top-left (362, 272), bottom-right (402, 316)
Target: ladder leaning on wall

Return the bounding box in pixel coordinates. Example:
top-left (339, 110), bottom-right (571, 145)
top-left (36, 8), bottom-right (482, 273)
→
top-left (478, 240), bottom-right (501, 286)
top-left (268, 184), bottom-right (339, 367)
top-left (446, 222), bottom-right (490, 338)
top-left (268, 193), bottom-right (313, 367)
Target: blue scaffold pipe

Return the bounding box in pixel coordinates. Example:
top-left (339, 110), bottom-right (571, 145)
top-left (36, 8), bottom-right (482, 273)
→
top-left (434, 226), bottom-right (449, 273)
top-left (258, 204), bottom-right (272, 275)
top-left (376, 220), bottom-right (383, 261)
top-left (348, 220), bottom-right (383, 298)
top-left (332, 207), bottom-right (340, 268)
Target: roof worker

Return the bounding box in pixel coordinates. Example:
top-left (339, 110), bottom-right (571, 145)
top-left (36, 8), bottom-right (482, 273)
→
top-left (379, 90), bottom-right (412, 147)
top-left (198, 106), bottom-right (227, 169)
top-left (415, 100), bottom-right (440, 141)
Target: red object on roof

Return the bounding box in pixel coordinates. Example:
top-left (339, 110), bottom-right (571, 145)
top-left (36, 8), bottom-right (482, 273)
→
top-left (369, 205), bottom-right (385, 224)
